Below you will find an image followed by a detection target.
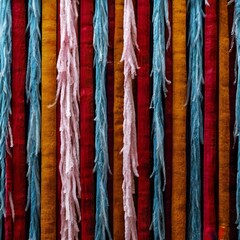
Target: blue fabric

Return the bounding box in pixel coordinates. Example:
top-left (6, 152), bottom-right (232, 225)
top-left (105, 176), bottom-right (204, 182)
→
top-left (233, 1), bottom-right (240, 238)
top-left (26, 0), bottom-right (41, 239)
top-left (0, 0), bottom-right (12, 237)
top-left (187, 0), bottom-right (204, 239)
top-left (151, 0), bottom-right (170, 239)
top-left (93, 0), bottom-right (111, 239)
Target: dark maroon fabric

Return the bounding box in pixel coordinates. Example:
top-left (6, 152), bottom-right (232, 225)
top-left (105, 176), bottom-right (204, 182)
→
top-left (5, 1), bottom-right (27, 239)
top-left (228, 4), bottom-right (238, 239)
top-left (80, 1), bottom-right (95, 239)
top-left (164, 1), bottom-right (173, 240)
top-left (5, 151), bottom-right (13, 240)
top-left (203, 1), bottom-right (218, 239)
top-left (107, 0), bottom-right (115, 235)
top-left (137, 1), bottom-right (151, 239)
top-left (10, 1), bottom-right (27, 239)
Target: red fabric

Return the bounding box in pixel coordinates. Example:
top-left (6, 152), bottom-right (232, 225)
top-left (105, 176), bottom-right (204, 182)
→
top-left (5, 151), bottom-right (13, 240)
top-left (137, 1), bottom-right (151, 239)
top-left (8, 1), bottom-right (27, 239)
top-left (80, 1), bottom-right (95, 239)
top-left (228, 4), bottom-right (238, 239)
top-left (203, 1), bottom-right (218, 239)
top-left (164, 1), bottom-right (173, 239)
top-left (107, 0), bottom-right (115, 235)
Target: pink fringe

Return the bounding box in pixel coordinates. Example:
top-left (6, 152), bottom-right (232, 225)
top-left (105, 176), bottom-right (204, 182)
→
top-left (121, 0), bottom-right (139, 239)
top-left (56, 1), bottom-right (81, 239)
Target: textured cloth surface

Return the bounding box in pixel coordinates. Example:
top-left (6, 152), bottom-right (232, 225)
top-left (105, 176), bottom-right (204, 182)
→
top-left (113, 0), bottom-right (124, 238)
top-left (203, 1), bottom-right (218, 239)
top-left (80, 1), bottom-right (95, 239)
top-left (41, 1), bottom-right (57, 239)
top-left (172, 1), bottom-right (187, 239)
top-left (218, 1), bottom-right (230, 239)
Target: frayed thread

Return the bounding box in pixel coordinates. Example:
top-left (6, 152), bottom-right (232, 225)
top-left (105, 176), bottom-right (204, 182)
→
top-left (187, 1), bottom-right (204, 239)
top-left (25, 0), bottom-right (41, 239)
top-left (57, 1), bottom-right (81, 239)
top-left (0, 0), bottom-right (12, 236)
top-left (93, 0), bottom-right (112, 239)
top-left (150, 0), bottom-right (170, 239)
top-left (120, 0), bottom-right (139, 239)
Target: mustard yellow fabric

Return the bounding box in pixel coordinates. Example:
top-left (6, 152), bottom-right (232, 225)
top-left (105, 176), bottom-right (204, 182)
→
top-left (218, 1), bottom-right (230, 239)
top-left (113, 0), bottom-right (124, 239)
top-left (172, 1), bottom-right (187, 239)
top-left (41, 1), bottom-right (57, 239)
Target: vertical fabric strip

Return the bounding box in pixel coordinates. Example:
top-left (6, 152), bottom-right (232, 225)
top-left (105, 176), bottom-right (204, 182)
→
top-left (218, 1), bottom-right (230, 239)
top-left (57, 0), bottom-right (81, 239)
top-left (151, 0), bottom-right (170, 239)
top-left (137, 0), bottom-right (151, 238)
top-left (228, 3), bottom-right (237, 239)
top-left (26, 0), bottom-right (41, 239)
top-left (80, 1), bottom-right (95, 238)
top-left (113, 0), bottom-right (124, 238)
top-left (93, 0), bottom-right (111, 239)
top-left (41, 0), bottom-right (57, 239)
top-left (107, 0), bottom-right (115, 235)
top-left (203, 1), bottom-right (218, 239)
top-left (187, 1), bottom-right (204, 239)
top-left (0, 1), bottom-right (12, 237)
top-left (164, 0), bottom-right (173, 239)
top-left (121, 0), bottom-right (138, 239)
top-left (232, 1), bottom-right (240, 238)
top-left (171, 0), bottom-right (187, 239)
top-left (12, 0), bottom-right (27, 238)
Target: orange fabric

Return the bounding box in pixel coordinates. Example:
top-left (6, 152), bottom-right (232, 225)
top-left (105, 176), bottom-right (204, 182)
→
top-left (171, 1), bottom-right (187, 239)
top-left (41, 1), bottom-right (57, 239)
top-left (218, 1), bottom-right (230, 239)
top-left (113, 0), bottom-right (124, 238)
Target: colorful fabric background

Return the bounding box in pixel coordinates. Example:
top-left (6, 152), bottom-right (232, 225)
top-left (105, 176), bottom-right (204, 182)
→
top-left (0, 1), bottom-right (239, 239)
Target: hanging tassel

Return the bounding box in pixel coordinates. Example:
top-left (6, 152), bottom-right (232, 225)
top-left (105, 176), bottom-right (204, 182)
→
top-left (120, 0), bottom-right (138, 239)
top-left (187, 0), bottom-right (204, 239)
top-left (56, 0), bottom-right (81, 239)
top-left (0, 0), bottom-right (12, 237)
top-left (93, 0), bottom-right (112, 239)
top-left (25, 0), bottom-right (41, 239)
top-left (232, 1), bottom-right (240, 238)
top-left (150, 1), bottom-right (170, 239)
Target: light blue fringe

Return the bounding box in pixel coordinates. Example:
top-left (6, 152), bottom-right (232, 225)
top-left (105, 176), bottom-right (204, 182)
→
top-left (232, 1), bottom-right (240, 238)
top-left (187, 0), bottom-right (204, 239)
top-left (26, 0), bottom-right (41, 239)
top-left (93, 0), bottom-right (112, 239)
top-left (0, 0), bottom-right (12, 237)
top-left (150, 0), bottom-right (170, 239)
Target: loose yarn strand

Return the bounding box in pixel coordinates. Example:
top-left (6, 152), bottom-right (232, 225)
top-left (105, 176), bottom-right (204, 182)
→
top-left (57, 1), bottom-right (81, 239)
top-left (150, 0), bottom-right (170, 239)
top-left (25, 0), bottom-right (41, 239)
top-left (93, 0), bottom-right (112, 239)
top-left (0, 0), bottom-right (12, 236)
top-left (120, 0), bottom-right (139, 239)
top-left (187, 0), bottom-right (204, 239)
